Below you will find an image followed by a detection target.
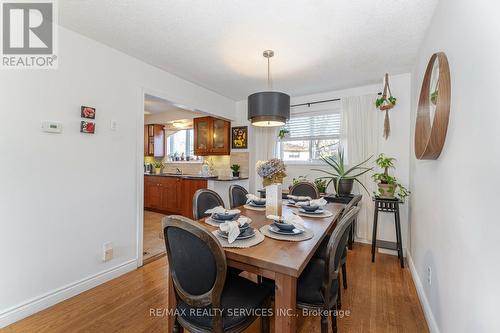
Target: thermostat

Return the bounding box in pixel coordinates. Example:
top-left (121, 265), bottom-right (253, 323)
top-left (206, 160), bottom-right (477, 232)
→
top-left (42, 121), bottom-right (62, 133)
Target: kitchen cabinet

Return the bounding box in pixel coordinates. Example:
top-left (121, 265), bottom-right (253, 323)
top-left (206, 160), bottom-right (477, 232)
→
top-left (144, 124), bottom-right (165, 157)
top-left (193, 116), bottom-right (230, 156)
top-left (144, 176), bottom-right (207, 218)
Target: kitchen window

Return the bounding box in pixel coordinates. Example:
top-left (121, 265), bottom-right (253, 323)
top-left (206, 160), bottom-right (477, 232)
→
top-left (277, 109), bottom-right (342, 164)
top-left (166, 129), bottom-right (201, 162)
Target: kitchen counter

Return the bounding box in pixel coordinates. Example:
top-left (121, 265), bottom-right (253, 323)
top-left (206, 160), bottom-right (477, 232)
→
top-left (144, 173), bottom-right (248, 181)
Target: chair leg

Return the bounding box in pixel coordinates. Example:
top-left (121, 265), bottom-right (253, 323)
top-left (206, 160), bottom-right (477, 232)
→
top-left (173, 317), bottom-right (183, 333)
top-left (342, 262), bottom-right (347, 289)
top-left (337, 283), bottom-right (342, 309)
top-left (260, 298), bottom-right (271, 333)
top-left (320, 313), bottom-right (328, 333)
top-left (331, 306), bottom-right (338, 333)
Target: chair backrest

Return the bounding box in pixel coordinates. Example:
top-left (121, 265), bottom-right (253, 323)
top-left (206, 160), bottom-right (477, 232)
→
top-left (162, 215), bottom-right (226, 312)
top-left (323, 207), bottom-right (360, 306)
top-left (193, 189), bottom-right (225, 220)
top-left (289, 181), bottom-right (320, 199)
top-left (340, 194), bottom-right (362, 218)
top-left (229, 184), bottom-right (248, 209)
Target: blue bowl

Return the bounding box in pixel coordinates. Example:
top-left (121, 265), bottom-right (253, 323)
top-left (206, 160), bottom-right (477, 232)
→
top-left (273, 222), bottom-right (295, 231)
top-left (251, 198), bottom-right (266, 206)
top-left (302, 205), bottom-right (320, 212)
top-left (213, 212), bottom-right (240, 221)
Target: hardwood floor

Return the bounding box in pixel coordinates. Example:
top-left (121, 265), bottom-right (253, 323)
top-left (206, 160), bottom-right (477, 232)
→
top-left (4, 244), bottom-right (428, 333)
top-left (143, 211), bottom-right (166, 263)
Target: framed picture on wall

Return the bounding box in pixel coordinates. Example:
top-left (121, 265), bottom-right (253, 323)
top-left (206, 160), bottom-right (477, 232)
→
top-left (80, 121), bottom-right (95, 134)
top-left (81, 106), bottom-right (96, 119)
top-left (231, 126), bottom-right (248, 149)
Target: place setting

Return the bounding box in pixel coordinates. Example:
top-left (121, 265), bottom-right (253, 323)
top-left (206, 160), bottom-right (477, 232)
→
top-left (259, 214), bottom-right (314, 242)
top-left (285, 194), bottom-right (312, 207)
top-left (204, 206), bottom-right (264, 247)
top-left (293, 197), bottom-right (334, 218)
top-left (243, 194), bottom-right (267, 211)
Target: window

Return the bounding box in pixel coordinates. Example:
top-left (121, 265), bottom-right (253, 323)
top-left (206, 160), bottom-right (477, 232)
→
top-left (167, 129), bottom-right (198, 161)
top-left (277, 109), bottom-right (342, 163)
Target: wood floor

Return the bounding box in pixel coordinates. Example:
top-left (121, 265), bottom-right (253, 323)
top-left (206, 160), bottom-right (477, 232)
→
top-left (143, 211), bottom-right (166, 263)
top-left (4, 244), bottom-right (428, 332)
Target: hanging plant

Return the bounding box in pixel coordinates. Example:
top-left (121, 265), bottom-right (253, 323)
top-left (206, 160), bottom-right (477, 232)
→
top-left (375, 73), bottom-right (397, 139)
top-left (277, 128), bottom-right (289, 140)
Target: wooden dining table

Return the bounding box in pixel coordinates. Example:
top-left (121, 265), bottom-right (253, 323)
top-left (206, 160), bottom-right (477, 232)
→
top-left (165, 202), bottom-right (344, 332)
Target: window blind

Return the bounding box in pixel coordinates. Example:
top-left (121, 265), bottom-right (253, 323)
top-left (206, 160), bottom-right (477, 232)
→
top-left (283, 110), bottom-right (342, 140)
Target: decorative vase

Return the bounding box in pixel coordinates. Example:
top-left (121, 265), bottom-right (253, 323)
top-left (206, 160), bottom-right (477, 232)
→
top-left (333, 178), bottom-right (354, 196)
top-left (377, 183), bottom-right (396, 198)
top-left (263, 174), bottom-right (284, 187)
top-left (155, 167), bottom-right (162, 174)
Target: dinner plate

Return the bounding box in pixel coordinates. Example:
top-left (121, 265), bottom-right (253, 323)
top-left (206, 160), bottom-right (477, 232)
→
top-left (248, 201), bottom-right (265, 207)
top-left (298, 208), bottom-right (325, 214)
top-left (268, 223), bottom-right (304, 235)
top-left (217, 227), bottom-right (256, 240)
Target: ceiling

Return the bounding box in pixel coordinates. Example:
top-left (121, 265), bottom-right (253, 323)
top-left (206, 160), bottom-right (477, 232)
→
top-left (144, 94), bottom-right (205, 128)
top-left (60, 0), bottom-right (437, 100)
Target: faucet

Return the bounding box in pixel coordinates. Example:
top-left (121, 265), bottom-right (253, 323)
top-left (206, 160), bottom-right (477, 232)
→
top-left (175, 168), bottom-right (182, 175)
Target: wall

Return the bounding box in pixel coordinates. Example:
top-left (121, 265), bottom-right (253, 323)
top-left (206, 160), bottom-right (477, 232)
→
top-left (0, 26), bottom-right (235, 327)
top-left (408, 1), bottom-right (500, 332)
top-left (237, 73), bottom-right (412, 246)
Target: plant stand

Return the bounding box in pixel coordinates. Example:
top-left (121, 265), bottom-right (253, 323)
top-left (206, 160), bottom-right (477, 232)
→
top-left (371, 197), bottom-right (404, 268)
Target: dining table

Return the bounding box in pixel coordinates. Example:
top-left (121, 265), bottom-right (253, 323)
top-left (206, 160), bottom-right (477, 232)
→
top-left (165, 202), bottom-right (345, 332)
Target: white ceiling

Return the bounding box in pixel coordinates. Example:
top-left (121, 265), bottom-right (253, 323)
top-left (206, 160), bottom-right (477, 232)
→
top-left (60, 0), bottom-right (437, 100)
top-left (144, 94), bottom-right (206, 126)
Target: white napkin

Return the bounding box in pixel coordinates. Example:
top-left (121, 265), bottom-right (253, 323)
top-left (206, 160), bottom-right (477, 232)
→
top-left (204, 206), bottom-right (241, 215)
top-left (267, 214), bottom-right (305, 231)
top-left (219, 217), bottom-right (250, 243)
top-left (296, 198), bottom-right (328, 207)
top-left (246, 194), bottom-right (265, 204)
top-left (287, 195), bottom-right (312, 202)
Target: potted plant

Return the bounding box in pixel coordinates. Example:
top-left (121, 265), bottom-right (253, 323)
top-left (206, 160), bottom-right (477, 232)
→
top-left (277, 128), bottom-right (290, 140)
top-left (152, 160), bottom-right (163, 174)
top-left (313, 146), bottom-right (372, 196)
top-left (230, 164), bottom-right (240, 178)
top-left (314, 178), bottom-right (327, 194)
top-left (289, 175), bottom-right (307, 190)
top-left (372, 153), bottom-right (410, 201)
top-left (256, 159), bottom-right (287, 187)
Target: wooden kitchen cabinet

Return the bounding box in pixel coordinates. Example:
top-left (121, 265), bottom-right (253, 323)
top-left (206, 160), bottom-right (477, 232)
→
top-left (193, 116), bottom-right (230, 156)
top-left (144, 176), bottom-right (207, 218)
top-left (144, 124), bottom-right (165, 157)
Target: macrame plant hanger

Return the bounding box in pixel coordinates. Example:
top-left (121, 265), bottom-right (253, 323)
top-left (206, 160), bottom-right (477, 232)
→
top-left (379, 73), bottom-right (394, 139)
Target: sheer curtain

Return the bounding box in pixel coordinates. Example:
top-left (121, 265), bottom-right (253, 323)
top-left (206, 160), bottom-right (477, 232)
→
top-left (341, 94), bottom-right (378, 242)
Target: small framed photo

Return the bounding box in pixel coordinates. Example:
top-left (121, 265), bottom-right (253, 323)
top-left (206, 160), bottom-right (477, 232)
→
top-left (231, 126), bottom-right (248, 149)
top-left (80, 121), bottom-right (95, 134)
top-left (81, 106), bottom-right (96, 119)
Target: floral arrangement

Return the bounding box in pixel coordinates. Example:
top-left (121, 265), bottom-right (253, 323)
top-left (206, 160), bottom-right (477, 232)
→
top-left (256, 158), bottom-right (287, 186)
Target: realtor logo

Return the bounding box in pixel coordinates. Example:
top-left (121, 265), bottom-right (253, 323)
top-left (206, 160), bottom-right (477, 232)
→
top-left (1, 0), bottom-right (58, 68)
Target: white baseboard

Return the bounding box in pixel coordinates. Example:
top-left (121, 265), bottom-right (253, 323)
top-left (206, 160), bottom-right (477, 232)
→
top-left (407, 253), bottom-right (440, 333)
top-left (0, 259), bottom-right (137, 328)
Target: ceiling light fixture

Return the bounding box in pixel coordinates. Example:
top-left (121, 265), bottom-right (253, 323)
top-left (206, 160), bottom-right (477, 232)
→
top-left (172, 121), bottom-right (185, 128)
top-left (248, 50), bottom-right (290, 127)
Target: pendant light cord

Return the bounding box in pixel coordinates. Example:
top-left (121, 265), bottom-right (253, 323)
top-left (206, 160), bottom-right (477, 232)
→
top-left (267, 56), bottom-right (273, 90)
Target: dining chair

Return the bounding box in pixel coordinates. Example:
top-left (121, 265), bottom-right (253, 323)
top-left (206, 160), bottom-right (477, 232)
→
top-left (229, 185), bottom-right (248, 209)
top-left (193, 188), bottom-right (242, 276)
top-left (289, 181), bottom-right (320, 199)
top-left (163, 215), bottom-right (273, 333)
top-left (193, 189), bottom-right (225, 220)
top-left (297, 207), bottom-right (360, 333)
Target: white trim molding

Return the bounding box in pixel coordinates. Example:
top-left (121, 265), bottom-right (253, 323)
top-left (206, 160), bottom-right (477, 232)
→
top-left (0, 259), bottom-right (137, 328)
top-left (407, 253), bottom-right (440, 333)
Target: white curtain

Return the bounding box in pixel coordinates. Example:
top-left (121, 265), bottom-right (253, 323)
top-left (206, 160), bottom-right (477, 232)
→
top-left (249, 127), bottom-right (278, 192)
top-left (341, 95), bottom-right (378, 242)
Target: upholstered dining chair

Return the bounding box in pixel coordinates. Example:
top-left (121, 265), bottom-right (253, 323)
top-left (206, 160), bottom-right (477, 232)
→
top-left (228, 185), bottom-right (248, 209)
top-left (297, 207), bottom-right (360, 333)
top-left (162, 215), bottom-right (273, 333)
top-left (193, 189), bottom-right (225, 220)
top-left (289, 181), bottom-right (320, 199)
top-left (314, 194), bottom-right (363, 291)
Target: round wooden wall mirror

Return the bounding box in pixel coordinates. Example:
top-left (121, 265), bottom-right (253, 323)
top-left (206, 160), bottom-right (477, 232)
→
top-left (415, 52), bottom-right (451, 160)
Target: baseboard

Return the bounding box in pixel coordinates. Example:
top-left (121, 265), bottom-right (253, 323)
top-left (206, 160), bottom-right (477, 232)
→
top-left (0, 259), bottom-right (137, 328)
top-left (407, 253), bottom-right (440, 333)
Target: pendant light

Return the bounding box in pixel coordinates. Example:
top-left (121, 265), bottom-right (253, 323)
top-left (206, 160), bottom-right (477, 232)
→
top-left (248, 50), bottom-right (290, 127)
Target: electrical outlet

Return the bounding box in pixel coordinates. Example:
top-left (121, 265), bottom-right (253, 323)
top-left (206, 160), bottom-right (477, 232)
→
top-left (103, 242), bottom-right (113, 262)
top-left (110, 120), bottom-right (118, 131)
top-left (427, 266), bottom-right (432, 285)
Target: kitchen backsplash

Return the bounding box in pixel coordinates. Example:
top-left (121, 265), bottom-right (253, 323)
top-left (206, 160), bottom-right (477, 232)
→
top-left (145, 152), bottom-right (249, 178)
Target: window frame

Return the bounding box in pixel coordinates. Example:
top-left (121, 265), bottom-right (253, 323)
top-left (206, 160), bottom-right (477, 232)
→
top-left (166, 128), bottom-right (202, 163)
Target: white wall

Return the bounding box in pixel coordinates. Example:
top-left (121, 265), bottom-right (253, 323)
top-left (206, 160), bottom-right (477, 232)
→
top-left (408, 1), bottom-right (500, 332)
top-left (0, 26), bottom-right (235, 327)
top-left (238, 74), bottom-right (411, 246)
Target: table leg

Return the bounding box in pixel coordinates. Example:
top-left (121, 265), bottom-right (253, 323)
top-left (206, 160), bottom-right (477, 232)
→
top-left (371, 207), bottom-right (379, 262)
top-left (274, 273), bottom-right (297, 333)
top-left (165, 260), bottom-right (177, 332)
